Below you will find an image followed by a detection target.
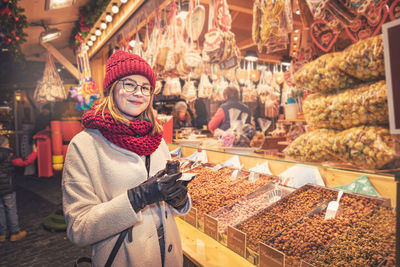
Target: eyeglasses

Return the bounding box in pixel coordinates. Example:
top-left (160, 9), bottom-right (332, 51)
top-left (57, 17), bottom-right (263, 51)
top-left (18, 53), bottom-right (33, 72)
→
top-left (120, 78), bottom-right (153, 96)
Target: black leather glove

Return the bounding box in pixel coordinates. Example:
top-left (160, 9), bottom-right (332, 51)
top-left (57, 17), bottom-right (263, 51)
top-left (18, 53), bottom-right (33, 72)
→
top-left (127, 170), bottom-right (183, 212)
top-left (165, 182), bottom-right (188, 210)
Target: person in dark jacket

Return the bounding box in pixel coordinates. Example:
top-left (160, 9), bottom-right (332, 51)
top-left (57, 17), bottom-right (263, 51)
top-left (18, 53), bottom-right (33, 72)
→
top-left (208, 86), bottom-right (251, 134)
top-left (0, 135), bottom-right (37, 242)
top-left (172, 101), bottom-right (192, 130)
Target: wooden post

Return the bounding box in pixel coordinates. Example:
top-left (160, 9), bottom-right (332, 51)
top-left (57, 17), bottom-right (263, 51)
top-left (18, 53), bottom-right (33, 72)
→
top-left (40, 42), bottom-right (80, 80)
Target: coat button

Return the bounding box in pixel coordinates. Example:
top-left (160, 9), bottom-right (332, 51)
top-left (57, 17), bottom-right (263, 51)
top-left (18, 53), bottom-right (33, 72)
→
top-left (168, 244), bottom-right (173, 252)
top-left (165, 211), bottom-right (168, 219)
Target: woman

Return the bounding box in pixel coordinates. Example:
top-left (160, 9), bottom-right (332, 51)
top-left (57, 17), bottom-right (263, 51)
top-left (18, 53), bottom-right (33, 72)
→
top-left (172, 101), bottom-right (192, 130)
top-left (208, 86), bottom-right (251, 134)
top-left (62, 51), bottom-right (190, 267)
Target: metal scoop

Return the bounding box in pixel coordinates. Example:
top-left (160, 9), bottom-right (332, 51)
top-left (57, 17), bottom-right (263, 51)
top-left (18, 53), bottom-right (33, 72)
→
top-left (324, 190), bottom-right (343, 220)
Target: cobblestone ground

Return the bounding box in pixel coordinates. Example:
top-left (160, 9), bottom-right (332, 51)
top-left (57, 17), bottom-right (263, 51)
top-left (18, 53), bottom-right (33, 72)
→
top-left (0, 174), bottom-right (90, 267)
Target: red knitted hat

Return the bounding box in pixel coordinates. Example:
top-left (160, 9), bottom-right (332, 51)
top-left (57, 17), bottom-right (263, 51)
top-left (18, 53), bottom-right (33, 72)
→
top-left (103, 50), bottom-right (156, 95)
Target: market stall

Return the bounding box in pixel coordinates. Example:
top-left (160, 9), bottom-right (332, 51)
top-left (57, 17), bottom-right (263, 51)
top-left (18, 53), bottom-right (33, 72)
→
top-left (76, 0), bottom-right (400, 265)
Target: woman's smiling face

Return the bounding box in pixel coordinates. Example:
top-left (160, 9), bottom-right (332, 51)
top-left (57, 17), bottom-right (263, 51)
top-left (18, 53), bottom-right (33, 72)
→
top-left (114, 74), bottom-right (152, 119)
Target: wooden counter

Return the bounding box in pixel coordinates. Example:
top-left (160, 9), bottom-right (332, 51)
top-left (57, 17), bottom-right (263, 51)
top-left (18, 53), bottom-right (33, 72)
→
top-left (169, 143), bottom-right (397, 207)
top-left (176, 218), bottom-right (255, 267)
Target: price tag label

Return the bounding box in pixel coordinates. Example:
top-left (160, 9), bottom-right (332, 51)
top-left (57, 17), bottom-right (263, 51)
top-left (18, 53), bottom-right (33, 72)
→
top-left (230, 169), bottom-right (239, 181)
top-left (259, 242), bottom-right (285, 267)
top-left (248, 171), bottom-right (260, 182)
top-left (227, 226), bottom-right (246, 257)
top-left (204, 214), bottom-right (219, 240)
top-left (184, 207), bottom-right (197, 228)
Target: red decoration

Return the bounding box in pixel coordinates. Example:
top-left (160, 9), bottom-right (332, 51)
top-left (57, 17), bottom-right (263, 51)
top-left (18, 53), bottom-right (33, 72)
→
top-left (345, 2), bottom-right (389, 43)
top-left (310, 20), bottom-right (339, 52)
top-left (14, 16), bottom-right (18, 21)
top-left (7, 37), bottom-right (11, 43)
top-left (390, 0), bottom-right (400, 20)
top-left (75, 33), bottom-right (82, 42)
top-left (15, 36), bottom-right (19, 41)
top-left (0, 6), bottom-right (11, 16)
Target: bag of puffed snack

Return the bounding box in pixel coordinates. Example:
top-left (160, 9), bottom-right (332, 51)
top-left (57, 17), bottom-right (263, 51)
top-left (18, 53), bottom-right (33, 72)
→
top-left (339, 35), bottom-right (385, 82)
top-left (284, 129), bottom-right (336, 163)
top-left (332, 126), bottom-right (399, 170)
top-left (293, 52), bottom-right (359, 93)
top-left (303, 80), bottom-right (388, 130)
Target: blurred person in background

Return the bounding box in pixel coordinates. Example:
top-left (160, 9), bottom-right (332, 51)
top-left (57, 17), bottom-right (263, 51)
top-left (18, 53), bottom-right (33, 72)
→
top-left (0, 135), bottom-right (37, 242)
top-left (208, 86), bottom-right (251, 134)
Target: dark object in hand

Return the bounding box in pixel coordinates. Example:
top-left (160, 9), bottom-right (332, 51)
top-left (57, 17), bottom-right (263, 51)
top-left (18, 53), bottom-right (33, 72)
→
top-left (166, 160), bottom-right (180, 175)
top-left (127, 171), bottom-right (183, 212)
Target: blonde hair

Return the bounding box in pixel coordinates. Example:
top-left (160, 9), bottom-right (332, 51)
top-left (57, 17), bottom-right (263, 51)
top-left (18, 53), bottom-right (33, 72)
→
top-left (95, 81), bottom-right (163, 135)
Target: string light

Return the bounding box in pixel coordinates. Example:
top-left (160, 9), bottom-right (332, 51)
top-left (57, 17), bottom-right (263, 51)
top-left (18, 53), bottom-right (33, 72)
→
top-left (95, 27), bottom-right (101, 36)
top-left (90, 34), bottom-right (96, 41)
top-left (120, 0), bottom-right (127, 3)
top-left (111, 3), bottom-right (119, 14)
top-left (88, 40), bottom-right (93, 46)
top-left (100, 20), bottom-right (107, 30)
top-left (105, 13), bottom-right (113, 22)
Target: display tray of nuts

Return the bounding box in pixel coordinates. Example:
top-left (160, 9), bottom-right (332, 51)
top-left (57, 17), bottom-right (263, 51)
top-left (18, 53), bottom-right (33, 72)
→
top-left (309, 206), bottom-right (395, 267)
top-left (185, 164), bottom-right (276, 231)
top-left (235, 184), bottom-right (336, 260)
top-left (210, 182), bottom-right (295, 245)
top-left (265, 191), bottom-right (384, 267)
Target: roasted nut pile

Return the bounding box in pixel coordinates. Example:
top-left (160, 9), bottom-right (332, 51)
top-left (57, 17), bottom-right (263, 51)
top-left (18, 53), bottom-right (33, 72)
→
top-left (293, 52), bottom-right (359, 93)
top-left (267, 194), bottom-right (381, 266)
top-left (285, 126), bottom-right (398, 170)
top-left (236, 186), bottom-right (335, 251)
top-left (187, 166), bottom-right (274, 216)
top-left (284, 129), bottom-right (336, 163)
top-left (303, 81), bottom-right (388, 130)
top-left (312, 206), bottom-right (395, 266)
top-left (339, 35), bottom-right (385, 82)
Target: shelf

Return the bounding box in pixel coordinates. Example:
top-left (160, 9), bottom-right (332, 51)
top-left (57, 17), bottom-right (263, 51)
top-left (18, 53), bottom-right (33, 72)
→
top-left (176, 218), bottom-right (255, 267)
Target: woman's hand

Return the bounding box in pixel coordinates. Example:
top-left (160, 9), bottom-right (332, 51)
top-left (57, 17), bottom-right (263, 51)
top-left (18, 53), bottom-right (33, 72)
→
top-left (127, 171), bottom-right (184, 212)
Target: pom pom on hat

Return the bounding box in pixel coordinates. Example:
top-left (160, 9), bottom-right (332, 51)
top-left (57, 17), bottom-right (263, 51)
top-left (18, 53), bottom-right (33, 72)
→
top-left (103, 50), bottom-right (156, 95)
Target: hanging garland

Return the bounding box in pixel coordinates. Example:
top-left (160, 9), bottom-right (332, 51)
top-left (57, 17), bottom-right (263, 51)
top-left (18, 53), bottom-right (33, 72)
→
top-left (0, 0), bottom-right (28, 60)
top-left (69, 0), bottom-right (110, 50)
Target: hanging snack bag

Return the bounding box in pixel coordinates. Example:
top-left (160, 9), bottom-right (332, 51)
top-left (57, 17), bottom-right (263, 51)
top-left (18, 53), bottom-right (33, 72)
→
top-left (303, 80), bottom-right (388, 130)
top-left (339, 35), bottom-right (385, 82)
top-left (181, 78), bottom-right (197, 103)
top-left (198, 74), bottom-right (213, 98)
top-left (293, 52), bottom-right (359, 93)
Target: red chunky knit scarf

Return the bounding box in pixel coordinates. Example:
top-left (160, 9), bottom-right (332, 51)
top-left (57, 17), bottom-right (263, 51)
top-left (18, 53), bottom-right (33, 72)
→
top-left (82, 104), bottom-right (162, 156)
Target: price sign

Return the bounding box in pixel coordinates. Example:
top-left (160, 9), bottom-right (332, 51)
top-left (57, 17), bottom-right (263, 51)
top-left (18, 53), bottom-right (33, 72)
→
top-left (259, 242), bottom-right (285, 267)
top-left (383, 19), bottom-right (400, 134)
top-left (184, 207), bottom-right (198, 228)
top-left (227, 226), bottom-right (246, 257)
top-left (204, 214), bottom-right (219, 240)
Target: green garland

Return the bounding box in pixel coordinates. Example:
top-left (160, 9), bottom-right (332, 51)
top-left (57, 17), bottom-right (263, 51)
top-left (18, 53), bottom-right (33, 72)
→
top-left (69, 0), bottom-right (110, 50)
top-left (0, 0), bottom-right (28, 60)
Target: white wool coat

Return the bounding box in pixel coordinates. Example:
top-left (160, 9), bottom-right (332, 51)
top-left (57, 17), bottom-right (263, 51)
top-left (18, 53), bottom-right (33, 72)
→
top-left (62, 128), bottom-right (190, 267)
